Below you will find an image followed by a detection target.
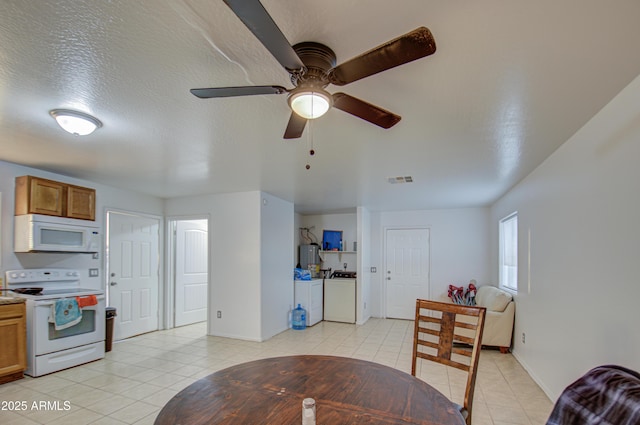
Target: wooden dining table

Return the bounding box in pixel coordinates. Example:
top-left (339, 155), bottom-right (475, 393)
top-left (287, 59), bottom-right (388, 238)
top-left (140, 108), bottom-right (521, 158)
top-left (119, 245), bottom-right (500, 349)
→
top-left (155, 355), bottom-right (466, 425)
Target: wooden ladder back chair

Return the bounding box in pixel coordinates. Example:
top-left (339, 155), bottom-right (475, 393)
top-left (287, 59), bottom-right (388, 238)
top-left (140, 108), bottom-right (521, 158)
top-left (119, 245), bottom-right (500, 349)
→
top-left (411, 299), bottom-right (486, 425)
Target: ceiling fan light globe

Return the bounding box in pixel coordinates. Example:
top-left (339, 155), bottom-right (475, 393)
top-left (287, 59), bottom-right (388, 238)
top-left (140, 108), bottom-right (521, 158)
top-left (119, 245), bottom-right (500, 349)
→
top-left (50, 109), bottom-right (102, 136)
top-left (289, 90), bottom-right (331, 119)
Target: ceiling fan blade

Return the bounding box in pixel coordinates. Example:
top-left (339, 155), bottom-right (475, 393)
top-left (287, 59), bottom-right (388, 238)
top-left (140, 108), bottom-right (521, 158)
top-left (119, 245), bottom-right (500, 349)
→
top-left (190, 86), bottom-right (287, 98)
top-left (283, 112), bottom-right (307, 139)
top-left (223, 0), bottom-right (305, 72)
top-left (332, 93), bottom-right (401, 129)
top-left (328, 27), bottom-right (436, 86)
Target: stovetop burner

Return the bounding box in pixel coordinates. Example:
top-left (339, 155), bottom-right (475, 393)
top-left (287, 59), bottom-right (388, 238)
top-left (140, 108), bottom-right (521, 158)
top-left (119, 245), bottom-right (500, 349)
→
top-left (5, 287), bottom-right (104, 301)
top-left (41, 288), bottom-right (101, 296)
top-left (331, 271), bottom-right (357, 279)
top-left (4, 268), bottom-right (104, 300)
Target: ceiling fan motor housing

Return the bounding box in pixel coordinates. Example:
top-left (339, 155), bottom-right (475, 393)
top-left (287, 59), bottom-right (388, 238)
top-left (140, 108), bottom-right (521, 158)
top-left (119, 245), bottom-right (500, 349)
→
top-left (290, 42), bottom-right (337, 88)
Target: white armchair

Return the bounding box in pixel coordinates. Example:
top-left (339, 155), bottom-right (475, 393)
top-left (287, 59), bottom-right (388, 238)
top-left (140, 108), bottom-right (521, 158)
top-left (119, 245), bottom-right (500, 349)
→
top-left (454, 285), bottom-right (515, 353)
top-left (474, 285), bottom-right (515, 352)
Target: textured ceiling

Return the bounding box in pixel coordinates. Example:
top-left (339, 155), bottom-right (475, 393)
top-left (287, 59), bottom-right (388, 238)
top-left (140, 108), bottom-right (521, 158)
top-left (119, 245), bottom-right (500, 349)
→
top-left (1, 0), bottom-right (640, 214)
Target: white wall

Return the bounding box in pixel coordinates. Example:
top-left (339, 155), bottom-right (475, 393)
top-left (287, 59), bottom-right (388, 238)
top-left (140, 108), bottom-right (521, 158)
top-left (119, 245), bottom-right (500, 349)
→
top-left (260, 193), bottom-right (295, 339)
top-left (369, 208), bottom-right (491, 317)
top-left (165, 191), bottom-right (260, 340)
top-left (0, 160), bottom-right (163, 286)
top-left (490, 75), bottom-right (640, 401)
top-left (165, 190), bottom-right (293, 342)
top-left (293, 213), bottom-right (301, 265)
top-left (357, 207), bottom-right (371, 324)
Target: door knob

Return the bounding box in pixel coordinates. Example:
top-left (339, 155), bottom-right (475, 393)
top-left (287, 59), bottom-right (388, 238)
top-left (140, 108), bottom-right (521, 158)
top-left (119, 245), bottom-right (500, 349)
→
top-left (110, 281), bottom-right (118, 286)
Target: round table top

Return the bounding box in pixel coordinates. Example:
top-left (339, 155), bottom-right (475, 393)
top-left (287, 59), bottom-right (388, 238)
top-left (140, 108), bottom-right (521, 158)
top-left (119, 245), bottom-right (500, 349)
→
top-left (155, 355), bottom-right (466, 425)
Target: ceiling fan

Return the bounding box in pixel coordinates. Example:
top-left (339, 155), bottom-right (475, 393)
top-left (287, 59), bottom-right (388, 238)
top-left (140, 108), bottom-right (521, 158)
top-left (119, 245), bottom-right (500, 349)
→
top-left (191, 0), bottom-right (436, 139)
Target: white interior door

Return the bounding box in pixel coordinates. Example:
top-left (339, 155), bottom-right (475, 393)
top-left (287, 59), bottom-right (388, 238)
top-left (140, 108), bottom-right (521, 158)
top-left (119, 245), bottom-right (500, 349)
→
top-left (108, 212), bottom-right (160, 340)
top-left (385, 228), bottom-right (430, 319)
top-left (174, 219), bottom-right (208, 327)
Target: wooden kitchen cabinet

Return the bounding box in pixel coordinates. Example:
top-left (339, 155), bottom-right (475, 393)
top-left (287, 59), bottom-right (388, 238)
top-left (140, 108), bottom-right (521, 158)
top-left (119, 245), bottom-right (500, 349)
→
top-left (66, 184), bottom-right (96, 220)
top-left (15, 175), bottom-right (65, 216)
top-left (15, 175), bottom-right (96, 220)
top-left (0, 300), bottom-right (27, 384)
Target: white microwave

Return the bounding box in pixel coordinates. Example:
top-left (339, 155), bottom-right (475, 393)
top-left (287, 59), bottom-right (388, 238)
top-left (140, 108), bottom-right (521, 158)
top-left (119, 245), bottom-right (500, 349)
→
top-left (14, 214), bottom-right (101, 253)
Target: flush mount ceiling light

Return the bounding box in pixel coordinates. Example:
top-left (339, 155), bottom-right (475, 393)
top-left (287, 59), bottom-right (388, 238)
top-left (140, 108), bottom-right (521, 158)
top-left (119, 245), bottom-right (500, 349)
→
top-left (288, 87), bottom-right (332, 119)
top-left (49, 109), bottom-right (102, 136)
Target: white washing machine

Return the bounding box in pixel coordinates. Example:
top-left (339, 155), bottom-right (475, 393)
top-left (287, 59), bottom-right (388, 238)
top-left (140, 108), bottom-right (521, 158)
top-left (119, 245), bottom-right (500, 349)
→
top-left (294, 279), bottom-right (323, 326)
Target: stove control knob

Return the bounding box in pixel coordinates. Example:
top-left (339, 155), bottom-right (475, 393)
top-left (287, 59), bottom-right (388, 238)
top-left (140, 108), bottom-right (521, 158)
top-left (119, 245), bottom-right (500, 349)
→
top-left (10, 272), bottom-right (18, 279)
top-left (19, 272), bottom-right (27, 278)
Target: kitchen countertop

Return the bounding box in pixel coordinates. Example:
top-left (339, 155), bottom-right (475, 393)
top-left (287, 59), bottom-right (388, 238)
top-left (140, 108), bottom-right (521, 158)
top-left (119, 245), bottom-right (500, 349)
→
top-left (0, 296), bottom-right (26, 305)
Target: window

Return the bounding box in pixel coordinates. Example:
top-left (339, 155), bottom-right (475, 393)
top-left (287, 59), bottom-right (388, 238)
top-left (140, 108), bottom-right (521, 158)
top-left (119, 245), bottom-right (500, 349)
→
top-left (499, 212), bottom-right (518, 291)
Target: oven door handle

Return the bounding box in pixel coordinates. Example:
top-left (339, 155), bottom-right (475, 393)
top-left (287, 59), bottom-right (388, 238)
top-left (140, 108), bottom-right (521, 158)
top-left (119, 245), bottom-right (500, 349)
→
top-left (33, 295), bottom-right (105, 307)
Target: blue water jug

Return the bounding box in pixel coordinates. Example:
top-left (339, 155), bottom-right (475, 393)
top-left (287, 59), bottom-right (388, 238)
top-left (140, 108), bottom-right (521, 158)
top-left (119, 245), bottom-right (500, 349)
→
top-left (292, 304), bottom-right (307, 330)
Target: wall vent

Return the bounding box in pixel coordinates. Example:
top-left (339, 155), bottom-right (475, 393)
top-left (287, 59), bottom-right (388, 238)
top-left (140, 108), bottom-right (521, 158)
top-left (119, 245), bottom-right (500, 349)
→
top-left (387, 176), bottom-right (413, 184)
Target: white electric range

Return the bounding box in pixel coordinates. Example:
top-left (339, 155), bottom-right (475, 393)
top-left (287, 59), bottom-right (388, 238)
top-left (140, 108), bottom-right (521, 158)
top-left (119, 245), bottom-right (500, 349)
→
top-left (324, 271), bottom-right (356, 323)
top-left (4, 268), bottom-right (105, 377)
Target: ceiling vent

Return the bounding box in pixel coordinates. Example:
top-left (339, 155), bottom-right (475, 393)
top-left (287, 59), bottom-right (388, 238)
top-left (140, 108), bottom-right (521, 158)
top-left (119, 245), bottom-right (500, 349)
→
top-left (387, 176), bottom-right (413, 184)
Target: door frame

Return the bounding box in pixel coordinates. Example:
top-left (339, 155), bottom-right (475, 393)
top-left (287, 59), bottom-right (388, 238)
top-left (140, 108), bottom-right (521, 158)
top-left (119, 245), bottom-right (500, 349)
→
top-left (381, 225), bottom-right (431, 319)
top-left (165, 214), bottom-right (210, 331)
top-left (104, 208), bottom-right (164, 330)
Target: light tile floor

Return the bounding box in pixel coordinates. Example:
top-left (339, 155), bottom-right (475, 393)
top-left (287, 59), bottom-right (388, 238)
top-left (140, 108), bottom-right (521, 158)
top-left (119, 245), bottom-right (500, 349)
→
top-left (0, 319), bottom-right (553, 424)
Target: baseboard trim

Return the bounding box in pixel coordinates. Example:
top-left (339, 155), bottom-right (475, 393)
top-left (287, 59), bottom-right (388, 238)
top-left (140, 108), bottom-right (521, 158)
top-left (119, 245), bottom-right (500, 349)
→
top-left (511, 349), bottom-right (556, 402)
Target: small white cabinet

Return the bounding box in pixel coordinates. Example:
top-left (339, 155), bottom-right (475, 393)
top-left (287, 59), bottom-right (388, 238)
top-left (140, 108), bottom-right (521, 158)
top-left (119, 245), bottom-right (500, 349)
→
top-left (294, 279), bottom-right (323, 326)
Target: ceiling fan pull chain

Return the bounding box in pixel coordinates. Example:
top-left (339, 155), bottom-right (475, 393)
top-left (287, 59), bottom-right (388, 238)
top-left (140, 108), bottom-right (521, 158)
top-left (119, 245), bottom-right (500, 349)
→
top-left (308, 119), bottom-right (315, 156)
top-left (306, 120), bottom-right (315, 170)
